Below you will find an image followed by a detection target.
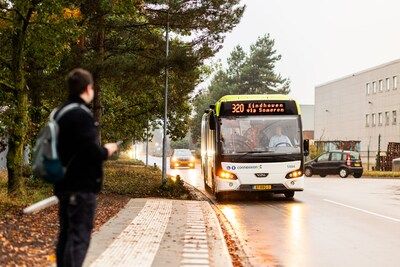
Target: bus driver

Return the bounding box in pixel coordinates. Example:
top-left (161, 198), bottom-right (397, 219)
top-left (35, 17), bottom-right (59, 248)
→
top-left (268, 125), bottom-right (292, 147)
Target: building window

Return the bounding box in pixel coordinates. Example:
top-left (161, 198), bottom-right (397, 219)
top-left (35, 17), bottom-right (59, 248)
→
top-left (378, 112), bottom-right (383, 126)
top-left (386, 78), bottom-right (390, 90)
top-left (393, 110), bottom-right (397, 125)
top-left (373, 81), bottom-right (377, 93)
top-left (385, 112), bottom-right (389, 125)
top-left (372, 113), bottom-right (376, 126)
top-left (365, 114), bottom-right (369, 127)
top-left (379, 80), bottom-right (383, 92)
top-left (366, 83), bottom-right (370, 95)
top-left (394, 76), bottom-right (398, 89)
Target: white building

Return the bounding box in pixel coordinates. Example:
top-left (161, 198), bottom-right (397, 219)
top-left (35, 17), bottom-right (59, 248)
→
top-left (315, 59), bottom-right (400, 157)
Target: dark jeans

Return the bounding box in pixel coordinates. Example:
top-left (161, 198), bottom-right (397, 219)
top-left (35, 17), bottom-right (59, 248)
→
top-left (56, 192), bottom-right (96, 267)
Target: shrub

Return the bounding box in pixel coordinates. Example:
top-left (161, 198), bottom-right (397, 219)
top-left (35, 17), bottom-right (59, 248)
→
top-left (363, 170), bottom-right (400, 178)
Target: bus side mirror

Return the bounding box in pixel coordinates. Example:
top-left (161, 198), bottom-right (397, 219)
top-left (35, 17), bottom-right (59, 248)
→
top-left (303, 139), bottom-right (309, 156)
top-left (209, 114), bottom-right (216, 130)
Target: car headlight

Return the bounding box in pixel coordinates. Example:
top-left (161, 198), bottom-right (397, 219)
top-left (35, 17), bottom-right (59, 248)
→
top-left (219, 170), bottom-right (238, 180)
top-left (286, 169), bottom-right (303, 179)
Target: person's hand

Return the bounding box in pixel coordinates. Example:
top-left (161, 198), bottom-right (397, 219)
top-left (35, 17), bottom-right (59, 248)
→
top-left (104, 143), bottom-right (118, 157)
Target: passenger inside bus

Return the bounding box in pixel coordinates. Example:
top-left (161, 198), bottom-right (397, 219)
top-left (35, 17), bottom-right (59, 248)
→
top-left (244, 120), bottom-right (264, 149)
top-left (220, 123), bottom-right (249, 153)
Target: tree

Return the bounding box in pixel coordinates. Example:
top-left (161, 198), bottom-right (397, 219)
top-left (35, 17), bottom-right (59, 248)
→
top-left (0, 0), bottom-right (80, 195)
top-left (0, 0), bottom-right (245, 195)
top-left (62, 0), bottom-right (245, 144)
top-left (190, 34), bottom-right (290, 145)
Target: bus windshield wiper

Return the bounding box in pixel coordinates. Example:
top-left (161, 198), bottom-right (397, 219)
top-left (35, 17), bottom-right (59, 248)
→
top-left (233, 151), bottom-right (272, 161)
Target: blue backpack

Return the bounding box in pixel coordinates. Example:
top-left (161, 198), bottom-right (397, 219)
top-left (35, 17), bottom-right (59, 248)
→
top-left (32, 103), bottom-right (91, 183)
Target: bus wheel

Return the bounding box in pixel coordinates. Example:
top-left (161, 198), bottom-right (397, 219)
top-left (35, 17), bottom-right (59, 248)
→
top-left (284, 191), bottom-right (295, 199)
top-left (204, 179), bottom-right (212, 193)
top-left (215, 192), bottom-right (224, 202)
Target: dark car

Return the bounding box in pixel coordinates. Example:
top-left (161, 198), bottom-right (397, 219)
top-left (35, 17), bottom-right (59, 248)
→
top-left (304, 150), bottom-right (363, 178)
top-left (170, 149), bottom-right (195, 169)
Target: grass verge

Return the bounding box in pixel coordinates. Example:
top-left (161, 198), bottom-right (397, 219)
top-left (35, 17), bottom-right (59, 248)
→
top-left (0, 170), bottom-right (53, 218)
top-left (1, 159), bottom-right (192, 218)
top-left (103, 160), bottom-right (192, 199)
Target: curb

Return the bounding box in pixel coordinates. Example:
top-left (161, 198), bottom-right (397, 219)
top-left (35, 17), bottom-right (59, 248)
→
top-left (183, 181), bottom-right (252, 267)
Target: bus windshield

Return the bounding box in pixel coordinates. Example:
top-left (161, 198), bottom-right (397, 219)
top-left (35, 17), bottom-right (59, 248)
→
top-left (220, 115), bottom-right (301, 155)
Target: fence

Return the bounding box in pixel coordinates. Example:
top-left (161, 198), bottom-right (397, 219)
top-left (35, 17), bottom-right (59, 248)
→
top-left (358, 142), bottom-right (400, 171)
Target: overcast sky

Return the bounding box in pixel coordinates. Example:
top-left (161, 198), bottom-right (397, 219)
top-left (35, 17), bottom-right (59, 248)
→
top-left (213, 0), bottom-right (400, 104)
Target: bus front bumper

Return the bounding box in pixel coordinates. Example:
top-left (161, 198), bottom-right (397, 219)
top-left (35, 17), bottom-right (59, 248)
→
top-left (215, 176), bottom-right (304, 193)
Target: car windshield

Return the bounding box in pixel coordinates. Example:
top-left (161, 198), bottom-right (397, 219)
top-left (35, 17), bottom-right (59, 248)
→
top-left (220, 115), bottom-right (301, 155)
top-left (174, 149), bottom-right (192, 157)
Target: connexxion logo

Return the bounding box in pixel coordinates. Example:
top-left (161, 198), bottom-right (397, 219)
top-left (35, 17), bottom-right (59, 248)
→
top-left (226, 165), bottom-right (263, 170)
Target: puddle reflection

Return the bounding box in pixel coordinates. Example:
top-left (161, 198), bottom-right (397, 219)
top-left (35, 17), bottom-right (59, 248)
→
top-left (286, 203), bottom-right (308, 267)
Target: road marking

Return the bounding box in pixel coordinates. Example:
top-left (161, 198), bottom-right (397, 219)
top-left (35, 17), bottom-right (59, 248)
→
top-left (324, 199), bottom-right (400, 223)
top-left (90, 199), bottom-right (172, 267)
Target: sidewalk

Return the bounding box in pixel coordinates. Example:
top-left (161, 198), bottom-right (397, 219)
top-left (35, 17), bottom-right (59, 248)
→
top-left (83, 198), bottom-right (232, 267)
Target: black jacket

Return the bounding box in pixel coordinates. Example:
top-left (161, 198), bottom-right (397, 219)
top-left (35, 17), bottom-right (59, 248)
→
top-left (54, 96), bottom-right (108, 194)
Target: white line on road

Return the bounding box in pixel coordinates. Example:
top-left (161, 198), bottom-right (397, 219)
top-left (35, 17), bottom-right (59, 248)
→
top-left (324, 199), bottom-right (400, 223)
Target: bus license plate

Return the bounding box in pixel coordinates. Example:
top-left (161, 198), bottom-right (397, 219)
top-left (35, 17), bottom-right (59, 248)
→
top-left (254, 185), bottom-right (272, 190)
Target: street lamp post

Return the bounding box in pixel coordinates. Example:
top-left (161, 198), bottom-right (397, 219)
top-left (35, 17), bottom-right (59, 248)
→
top-left (161, 6), bottom-right (170, 186)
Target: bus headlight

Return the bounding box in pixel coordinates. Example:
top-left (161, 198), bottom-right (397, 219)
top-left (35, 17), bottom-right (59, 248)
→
top-left (286, 169), bottom-right (303, 179)
top-left (219, 170), bottom-right (238, 180)
top-left (171, 156), bottom-right (177, 162)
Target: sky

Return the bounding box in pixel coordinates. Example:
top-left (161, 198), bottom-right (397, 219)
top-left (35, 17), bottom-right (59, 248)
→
top-left (211, 0), bottom-right (400, 105)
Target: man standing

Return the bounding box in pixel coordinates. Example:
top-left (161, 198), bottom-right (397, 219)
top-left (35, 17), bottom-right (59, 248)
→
top-left (55, 68), bottom-right (118, 267)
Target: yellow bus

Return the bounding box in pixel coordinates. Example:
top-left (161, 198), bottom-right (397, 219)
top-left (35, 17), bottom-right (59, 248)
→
top-left (201, 94), bottom-right (309, 200)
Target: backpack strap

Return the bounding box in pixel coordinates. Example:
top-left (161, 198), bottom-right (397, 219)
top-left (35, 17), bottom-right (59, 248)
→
top-left (52, 103), bottom-right (92, 122)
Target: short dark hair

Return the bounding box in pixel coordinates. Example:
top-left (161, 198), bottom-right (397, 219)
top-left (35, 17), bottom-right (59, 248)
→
top-left (67, 68), bottom-right (94, 97)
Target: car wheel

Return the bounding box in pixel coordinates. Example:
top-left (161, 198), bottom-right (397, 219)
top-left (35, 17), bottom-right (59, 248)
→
top-left (353, 173), bottom-right (362, 178)
top-left (284, 191), bottom-right (295, 199)
top-left (319, 174), bottom-right (327, 177)
top-left (339, 168), bottom-right (349, 178)
top-left (304, 167), bottom-right (313, 177)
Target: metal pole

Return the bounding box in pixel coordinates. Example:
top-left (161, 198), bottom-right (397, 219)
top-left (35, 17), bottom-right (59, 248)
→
top-left (162, 7), bottom-right (170, 185)
top-left (146, 121), bottom-right (149, 166)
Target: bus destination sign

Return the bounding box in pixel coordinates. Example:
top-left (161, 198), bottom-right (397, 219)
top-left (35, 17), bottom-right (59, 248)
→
top-left (220, 101), bottom-right (295, 116)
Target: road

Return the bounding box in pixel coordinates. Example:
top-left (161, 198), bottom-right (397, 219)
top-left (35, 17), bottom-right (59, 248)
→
top-left (139, 154), bottom-right (400, 267)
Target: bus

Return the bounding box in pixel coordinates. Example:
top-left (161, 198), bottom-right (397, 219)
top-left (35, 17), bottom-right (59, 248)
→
top-left (201, 94), bottom-right (309, 200)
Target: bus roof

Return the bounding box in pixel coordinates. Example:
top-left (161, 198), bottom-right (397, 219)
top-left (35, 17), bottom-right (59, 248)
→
top-left (215, 94), bottom-right (301, 116)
